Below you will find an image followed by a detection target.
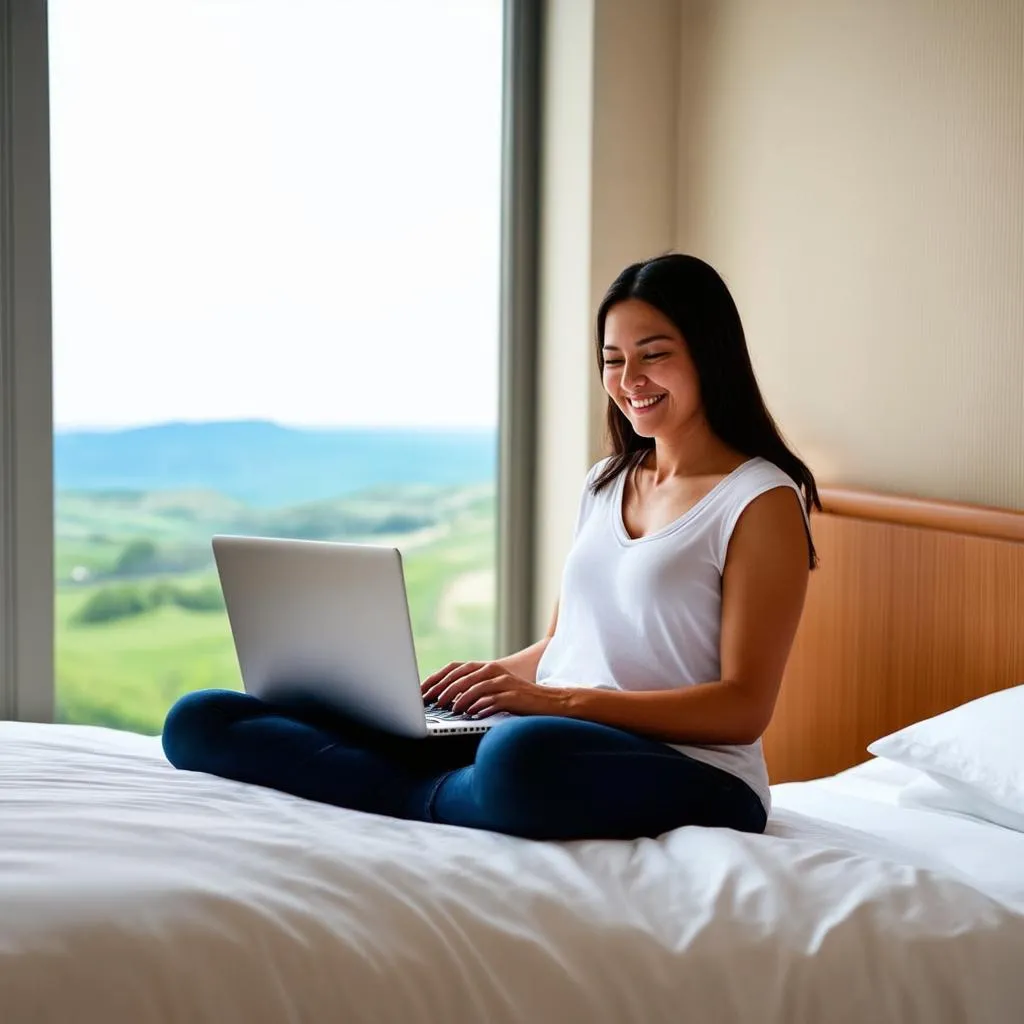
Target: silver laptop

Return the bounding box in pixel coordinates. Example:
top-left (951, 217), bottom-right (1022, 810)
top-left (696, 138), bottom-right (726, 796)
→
top-left (211, 535), bottom-right (502, 738)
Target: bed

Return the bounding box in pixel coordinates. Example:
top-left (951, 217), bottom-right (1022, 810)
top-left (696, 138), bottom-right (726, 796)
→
top-left (2, 487), bottom-right (1024, 1024)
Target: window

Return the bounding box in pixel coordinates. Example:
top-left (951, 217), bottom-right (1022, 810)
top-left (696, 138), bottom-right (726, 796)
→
top-left (0, 0), bottom-right (538, 727)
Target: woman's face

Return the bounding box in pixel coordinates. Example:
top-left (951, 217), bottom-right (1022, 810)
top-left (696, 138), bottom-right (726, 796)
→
top-left (601, 299), bottom-right (702, 439)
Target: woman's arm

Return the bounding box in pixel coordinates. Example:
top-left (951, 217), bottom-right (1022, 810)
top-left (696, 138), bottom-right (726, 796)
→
top-left (558, 487), bottom-right (809, 746)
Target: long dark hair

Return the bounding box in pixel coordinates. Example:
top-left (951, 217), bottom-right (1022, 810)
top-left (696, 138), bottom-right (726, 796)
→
top-left (593, 254), bottom-right (821, 567)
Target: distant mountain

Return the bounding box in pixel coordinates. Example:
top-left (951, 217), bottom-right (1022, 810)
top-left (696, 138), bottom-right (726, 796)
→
top-left (55, 421), bottom-right (497, 507)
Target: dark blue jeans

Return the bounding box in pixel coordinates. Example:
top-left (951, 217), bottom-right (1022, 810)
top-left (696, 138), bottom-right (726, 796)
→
top-left (161, 690), bottom-right (767, 841)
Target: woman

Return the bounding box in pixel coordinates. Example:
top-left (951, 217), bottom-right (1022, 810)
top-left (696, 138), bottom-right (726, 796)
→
top-left (163, 254), bottom-right (818, 841)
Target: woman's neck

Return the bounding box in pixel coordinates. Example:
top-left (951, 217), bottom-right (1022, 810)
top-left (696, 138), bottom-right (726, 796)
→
top-left (642, 424), bottom-right (745, 485)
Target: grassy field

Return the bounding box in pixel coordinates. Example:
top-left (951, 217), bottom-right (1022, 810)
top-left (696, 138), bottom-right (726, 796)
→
top-left (55, 485), bottom-right (496, 734)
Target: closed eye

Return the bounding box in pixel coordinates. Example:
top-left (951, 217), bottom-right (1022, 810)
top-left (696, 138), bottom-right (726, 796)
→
top-left (604, 352), bottom-right (668, 367)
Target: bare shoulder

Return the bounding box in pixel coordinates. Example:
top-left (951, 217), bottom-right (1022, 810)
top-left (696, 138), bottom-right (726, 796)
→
top-left (726, 486), bottom-right (810, 575)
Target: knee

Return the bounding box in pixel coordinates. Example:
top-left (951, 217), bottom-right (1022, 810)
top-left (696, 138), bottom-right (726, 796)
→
top-left (473, 718), bottom-right (569, 806)
top-left (161, 689), bottom-right (255, 770)
top-left (478, 717), bottom-right (568, 771)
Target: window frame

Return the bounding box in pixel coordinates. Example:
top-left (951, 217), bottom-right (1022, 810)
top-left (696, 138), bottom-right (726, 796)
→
top-left (0, 0), bottom-right (540, 721)
top-left (0, 0), bottom-right (55, 721)
top-left (497, 0), bottom-right (541, 657)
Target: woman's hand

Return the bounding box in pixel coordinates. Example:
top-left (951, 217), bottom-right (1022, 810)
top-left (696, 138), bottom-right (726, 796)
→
top-left (421, 661), bottom-right (567, 719)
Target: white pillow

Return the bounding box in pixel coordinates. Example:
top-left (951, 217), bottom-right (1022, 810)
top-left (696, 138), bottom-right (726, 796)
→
top-left (867, 683), bottom-right (1024, 821)
top-left (897, 773), bottom-right (1024, 833)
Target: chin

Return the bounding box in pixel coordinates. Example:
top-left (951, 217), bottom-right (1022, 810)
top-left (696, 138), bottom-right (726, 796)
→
top-left (623, 418), bottom-right (662, 441)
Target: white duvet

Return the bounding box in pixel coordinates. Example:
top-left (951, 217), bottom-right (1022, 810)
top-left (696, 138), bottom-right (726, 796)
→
top-left (2, 722), bottom-right (1023, 1024)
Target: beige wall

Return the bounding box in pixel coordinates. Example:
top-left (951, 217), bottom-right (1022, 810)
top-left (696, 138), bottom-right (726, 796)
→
top-left (675, 0), bottom-right (1024, 508)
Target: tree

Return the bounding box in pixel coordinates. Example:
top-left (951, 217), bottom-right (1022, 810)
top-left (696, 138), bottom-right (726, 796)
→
top-left (147, 580), bottom-right (225, 613)
top-left (73, 585), bottom-right (149, 625)
top-left (114, 538), bottom-right (159, 576)
top-left (172, 584), bottom-right (225, 612)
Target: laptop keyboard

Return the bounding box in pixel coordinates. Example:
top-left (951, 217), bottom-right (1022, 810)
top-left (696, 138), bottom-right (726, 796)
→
top-left (424, 703), bottom-right (476, 722)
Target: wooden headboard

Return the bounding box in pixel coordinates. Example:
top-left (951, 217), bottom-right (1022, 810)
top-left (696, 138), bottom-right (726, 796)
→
top-left (763, 487), bottom-right (1024, 784)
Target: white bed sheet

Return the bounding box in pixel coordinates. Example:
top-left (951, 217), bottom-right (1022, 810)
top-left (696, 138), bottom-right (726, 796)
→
top-left (772, 757), bottom-right (1024, 911)
top-left (1, 722), bottom-right (1023, 1024)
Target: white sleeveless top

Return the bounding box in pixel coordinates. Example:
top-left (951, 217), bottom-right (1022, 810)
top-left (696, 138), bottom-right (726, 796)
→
top-left (535, 456), bottom-right (808, 813)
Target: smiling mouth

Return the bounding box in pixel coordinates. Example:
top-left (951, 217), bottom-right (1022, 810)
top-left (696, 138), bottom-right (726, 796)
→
top-left (627, 394), bottom-right (666, 410)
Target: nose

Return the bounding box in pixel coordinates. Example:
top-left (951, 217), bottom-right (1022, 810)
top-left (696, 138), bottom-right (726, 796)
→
top-left (620, 358), bottom-right (648, 391)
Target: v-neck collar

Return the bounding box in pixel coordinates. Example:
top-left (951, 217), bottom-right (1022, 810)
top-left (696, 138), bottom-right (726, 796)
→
top-left (613, 458), bottom-right (760, 546)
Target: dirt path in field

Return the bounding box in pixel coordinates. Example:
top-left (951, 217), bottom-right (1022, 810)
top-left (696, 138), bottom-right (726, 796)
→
top-left (436, 569), bottom-right (495, 631)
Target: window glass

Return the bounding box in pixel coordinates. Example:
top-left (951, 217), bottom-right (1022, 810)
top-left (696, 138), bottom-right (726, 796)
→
top-left (49, 0), bottom-right (502, 732)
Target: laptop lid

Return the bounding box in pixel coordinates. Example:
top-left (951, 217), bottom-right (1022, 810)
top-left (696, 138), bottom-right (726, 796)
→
top-left (212, 535), bottom-right (429, 738)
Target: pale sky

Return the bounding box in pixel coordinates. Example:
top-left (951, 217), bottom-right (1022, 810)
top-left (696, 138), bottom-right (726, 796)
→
top-left (49, 0), bottom-right (502, 430)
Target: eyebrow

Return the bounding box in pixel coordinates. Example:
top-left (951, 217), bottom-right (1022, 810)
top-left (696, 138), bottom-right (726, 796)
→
top-left (601, 333), bottom-right (673, 352)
